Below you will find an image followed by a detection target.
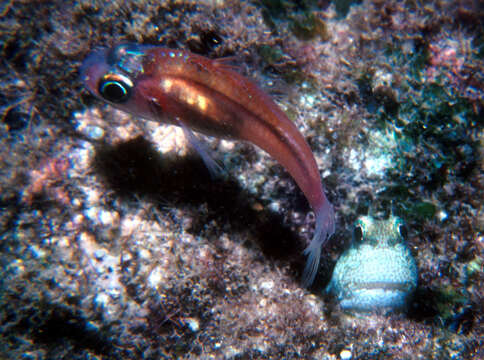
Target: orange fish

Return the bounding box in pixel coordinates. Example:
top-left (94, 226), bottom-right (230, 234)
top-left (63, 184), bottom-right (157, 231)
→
top-left (82, 44), bottom-right (335, 286)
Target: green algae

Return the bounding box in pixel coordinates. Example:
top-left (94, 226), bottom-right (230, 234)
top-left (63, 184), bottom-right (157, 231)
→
top-left (333, 0), bottom-right (363, 18)
top-left (411, 202), bottom-right (437, 220)
top-left (257, 0), bottom-right (328, 40)
top-left (435, 286), bottom-right (468, 323)
top-left (377, 43), bottom-right (478, 180)
top-left (257, 44), bottom-right (312, 84)
top-left (290, 12), bottom-right (329, 41)
top-left (257, 44), bottom-right (284, 65)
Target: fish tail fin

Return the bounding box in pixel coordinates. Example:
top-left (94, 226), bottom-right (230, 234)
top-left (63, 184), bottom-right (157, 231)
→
top-left (301, 201), bottom-right (335, 287)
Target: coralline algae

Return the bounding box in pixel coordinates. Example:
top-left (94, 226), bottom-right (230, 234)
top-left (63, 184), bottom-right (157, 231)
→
top-left (326, 216), bottom-right (418, 312)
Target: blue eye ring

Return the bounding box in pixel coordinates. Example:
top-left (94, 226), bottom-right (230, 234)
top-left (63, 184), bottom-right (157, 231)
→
top-left (98, 73), bottom-right (133, 103)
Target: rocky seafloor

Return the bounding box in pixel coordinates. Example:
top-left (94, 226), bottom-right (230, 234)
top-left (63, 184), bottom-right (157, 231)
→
top-left (0, 0), bottom-right (482, 358)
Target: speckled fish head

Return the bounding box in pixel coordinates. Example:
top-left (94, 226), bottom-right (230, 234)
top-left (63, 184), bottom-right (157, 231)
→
top-left (81, 44), bottom-right (157, 120)
top-left (327, 215), bottom-right (418, 313)
top-left (353, 215), bottom-right (406, 247)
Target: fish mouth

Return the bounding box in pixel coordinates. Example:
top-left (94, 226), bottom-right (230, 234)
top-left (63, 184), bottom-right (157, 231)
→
top-left (353, 282), bottom-right (412, 292)
top-left (80, 48), bottom-right (110, 96)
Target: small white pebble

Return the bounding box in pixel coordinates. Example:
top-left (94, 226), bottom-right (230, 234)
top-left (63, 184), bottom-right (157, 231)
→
top-left (220, 139), bottom-right (235, 151)
top-left (437, 210), bottom-right (448, 221)
top-left (121, 215), bottom-right (143, 236)
top-left (98, 209), bottom-right (119, 226)
top-left (147, 266), bottom-right (164, 289)
top-left (69, 141), bottom-right (94, 172)
top-left (268, 201), bottom-right (280, 212)
top-left (138, 248), bottom-right (151, 260)
top-left (94, 292), bottom-right (110, 309)
top-left (259, 280), bottom-right (274, 292)
top-left (57, 236), bottom-right (71, 248)
top-left (83, 125), bottom-right (105, 140)
top-left (84, 207), bottom-right (99, 223)
top-left (185, 317), bottom-right (200, 332)
top-left (93, 249), bottom-right (107, 260)
top-left (151, 124), bottom-right (188, 155)
top-left (73, 214), bottom-right (84, 225)
top-left (73, 109), bottom-right (105, 140)
top-left (84, 187), bottom-right (101, 205)
top-left (340, 349), bottom-right (352, 360)
top-left (28, 244), bottom-right (46, 258)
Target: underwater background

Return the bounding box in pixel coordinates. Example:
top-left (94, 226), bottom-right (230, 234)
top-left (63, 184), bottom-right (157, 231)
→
top-left (0, 0), bottom-right (482, 358)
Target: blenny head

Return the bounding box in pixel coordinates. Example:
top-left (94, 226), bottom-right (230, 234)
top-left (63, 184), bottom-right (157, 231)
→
top-left (326, 215), bottom-right (418, 313)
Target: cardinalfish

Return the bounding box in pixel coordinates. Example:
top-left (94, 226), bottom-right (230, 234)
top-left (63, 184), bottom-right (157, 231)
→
top-left (81, 43), bottom-right (335, 286)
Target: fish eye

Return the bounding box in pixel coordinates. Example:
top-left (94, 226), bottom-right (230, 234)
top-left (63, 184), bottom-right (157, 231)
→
top-left (398, 224), bottom-right (408, 239)
top-left (98, 73), bottom-right (133, 103)
top-left (353, 225), bottom-right (363, 243)
top-left (392, 217), bottom-right (407, 239)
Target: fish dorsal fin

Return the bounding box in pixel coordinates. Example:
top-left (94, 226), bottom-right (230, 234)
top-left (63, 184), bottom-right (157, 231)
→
top-left (212, 56), bottom-right (243, 73)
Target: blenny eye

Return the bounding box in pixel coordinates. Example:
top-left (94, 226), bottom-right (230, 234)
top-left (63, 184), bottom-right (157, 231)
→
top-left (98, 73), bottom-right (133, 103)
top-left (353, 225), bottom-right (363, 243)
top-left (398, 224), bottom-right (408, 239)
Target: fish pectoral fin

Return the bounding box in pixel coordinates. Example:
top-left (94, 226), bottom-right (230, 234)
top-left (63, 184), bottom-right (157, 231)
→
top-left (146, 97), bottom-right (225, 179)
top-left (173, 117), bottom-right (227, 180)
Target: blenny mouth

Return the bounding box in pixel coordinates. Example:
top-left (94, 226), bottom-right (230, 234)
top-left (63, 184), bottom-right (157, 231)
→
top-left (353, 282), bottom-right (413, 292)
